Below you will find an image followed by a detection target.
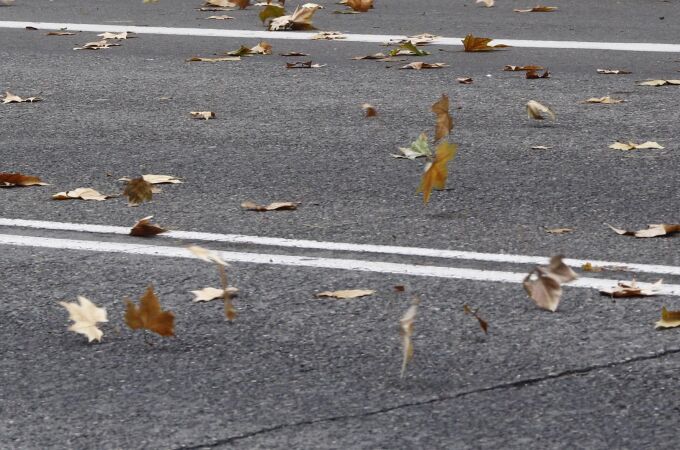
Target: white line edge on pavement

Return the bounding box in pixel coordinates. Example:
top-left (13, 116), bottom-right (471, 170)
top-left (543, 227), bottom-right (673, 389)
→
top-left (1, 21), bottom-right (680, 52)
top-left (1, 218), bottom-right (679, 276)
top-left (1, 233), bottom-right (677, 295)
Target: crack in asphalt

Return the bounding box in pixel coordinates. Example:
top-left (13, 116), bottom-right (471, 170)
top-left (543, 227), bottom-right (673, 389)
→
top-left (175, 346), bottom-right (680, 449)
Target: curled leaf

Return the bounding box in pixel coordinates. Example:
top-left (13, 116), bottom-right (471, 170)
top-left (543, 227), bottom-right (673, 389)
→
top-left (417, 141), bottom-right (457, 204)
top-left (463, 304), bottom-right (488, 334)
top-left (0, 172), bottom-right (47, 187)
top-left (600, 279), bottom-right (662, 298)
top-left (523, 255), bottom-right (576, 312)
top-left (241, 201), bottom-right (299, 211)
top-left (362, 103), bottom-right (377, 117)
top-left (597, 69), bottom-right (631, 74)
top-left (607, 223), bottom-right (680, 238)
top-left (608, 141), bottom-right (664, 151)
top-left (584, 96), bottom-right (624, 104)
top-left (637, 79), bottom-right (680, 86)
top-left (526, 100), bottom-right (555, 121)
top-left (514, 5), bottom-right (558, 12)
top-left (655, 307), bottom-right (680, 329)
top-left (188, 245), bottom-right (229, 266)
top-left (462, 34), bottom-right (509, 52)
top-left (432, 94), bottom-right (453, 142)
top-left (316, 289), bottom-right (375, 299)
top-left (130, 216), bottom-right (167, 237)
top-left (399, 299), bottom-right (419, 378)
top-left (190, 111), bottom-right (216, 120)
top-left (52, 188), bottom-right (109, 201)
top-left (191, 287), bottom-right (239, 302)
top-left (399, 62), bottom-right (447, 70)
top-left (2, 91), bottom-right (42, 103)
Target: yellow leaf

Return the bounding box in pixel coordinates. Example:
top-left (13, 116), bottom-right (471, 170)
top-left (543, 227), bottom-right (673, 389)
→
top-left (60, 296), bottom-right (108, 342)
top-left (655, 307), bottom-right (680, 329)
top-left (417, 141), bottom-right (457, 204)
top-left (432, 94), bottom-right (453, 141)
top-left (462, 34), bottom-right (509, 52)
top-left (316, 289), bottom-right (375, 299)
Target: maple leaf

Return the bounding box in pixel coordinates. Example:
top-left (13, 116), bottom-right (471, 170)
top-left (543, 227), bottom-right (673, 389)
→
top-left (269, 5), bottom-right (317, 30)
top-left (227, 42), bottom-right (272, 56)
top-left (97, 31), bottom-right (134, 40)
top-left (0, 172), bottom-right (47, 187)
top-left (52, 187), bottom-right (109, 201)
top-left (600, 279), bottom-right (662, 298)
top-left (432, 94), bottom-right (453, 142)
top-left (596, 69), bottom-right (631, 74)
top-left (393, 133), bottom-right (432, 159)
top-left (526, 100), bottom-right (555, 121)
top-left (316, 289), bottom-right (375, 299)
top-left (191, 286), bottom-right (239, 302)
top-left (362, 103), bottom-right (377, 117)
top-left (417, 141), bottom-right (457, 204)
top-left (2, 91), bottom-right (42, 104)
top-left (123, 177), bottom-right (153, 206)
top-left (125, 285), bottom-right (175, 337)
top-left (608, 141), bottom-right (664, 151)
top-left (637, 79), bottom-right (680, 86)
top-left (514, 5), bottom-right (558, 12)
top-left (190, 111), bottom-right (216, 120)
top-left (462, 34), bottom-right (509, 52)
top-left (607, 223), bottom-right (680, 238)
top-left (59, 296), bottom-right (108, 342)
top-left (655, 307), bottom-right (680, 330)
top-left (523, 255), bottom-right (576, 312)
top-left (399, 62), bottom-right (447, 70)
top-left (463, 304), bottom-right (488, 334)
top-left (130, 216), bottom-right (167, 237)
top-left (74, 40), bottom-right (121, 50)
top-left (584, 96), bottom-right (624, 104)
top-left (344, 0), bottom-right (373, 12)
top-left (241, 201), bottom-right (299, 211)
top-left (399, 299), bottom-right (418, 378)
top-left (187, 56), bottom-right (241, 62)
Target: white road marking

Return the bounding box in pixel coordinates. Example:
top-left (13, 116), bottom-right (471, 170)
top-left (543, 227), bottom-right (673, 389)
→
top-left (0, 233), bottom-right (676, 295)
top-left (1, 218), bottom-right (679, 276)
top-left (1, 21), bottom-right (679, 52)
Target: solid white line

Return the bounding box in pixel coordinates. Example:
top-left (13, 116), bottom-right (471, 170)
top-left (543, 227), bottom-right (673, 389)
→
top-left (1, 218), bottom-right (679, 276)
top-left (1, 20), bottom-right (680, 52)
top-left (0, 233), bottom-right (675, 295)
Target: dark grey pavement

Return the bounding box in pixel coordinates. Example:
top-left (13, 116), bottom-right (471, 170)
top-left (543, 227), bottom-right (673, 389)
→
top-left (1, 1), bottom-right (680, 448)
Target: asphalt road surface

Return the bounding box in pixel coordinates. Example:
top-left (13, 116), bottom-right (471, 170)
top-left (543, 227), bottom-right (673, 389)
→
top-left (1, 1), bottom-right (680, 449)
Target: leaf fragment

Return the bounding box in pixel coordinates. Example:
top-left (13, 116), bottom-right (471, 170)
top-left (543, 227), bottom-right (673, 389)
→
top-left (417, 141), bottom-right (457, 204)
top-left (191, 286), bottom-right (239, 302)
top-left (523, 255), bottom-right (576, 312)
top-left (637, 79), bottom-right (680, 86)
top-left (544, 227), bottom-right (573, 234)
top-left (311, 31), bottom-right (346, 40)
top-left (204, 14), bottom-right (234, 19)
top-left (526, 68), bottom-right (550, 79)
top-left (190, 111), bottom-right (216, 120)
top-left (46, 31), bottom-right (77, 36)
top-left (141, 174), bottom-right (182, 184)
top-left (514, 5), bottom-right (558, 12)
top-left (475, 0), bottom-right (494, 7)
top-left (504, 65), bottom-right (544, 71)
top-left (526, 100), bottom-right (555, 121)
top-left (600, 279), bottom-right (662, 298)
top-left (74, 40), bottom-right (121, 50)
top-left (97, 31), bottom-right (134, 40)
top-left (399, 62), bottom-right (447, 70)
top-left (124, 285), bottom-right (175, 337)
top-left (205, 0), bottom-right (249, 8)
top-left (241, 200), bottom-right (299, 211)
top-left (393, 133), bottom-right (432, 159)
top-left (456, 77), bottom-right (473, 84)
top-left (188, 245), bottom-right (229, 266)
top-left (59, 296), bottom-right (108, 342)
top-left (462, 34), bottom-right (510, 52)
top-left (597, 69), bottom-right (631, 74)
top-left (584, 96), bottom-right (624, 104)
top-left (463, 304), bottom-right (489, 334)
top-left (130, 216), bottom-right (167, 237)
top-left (608, 141), bottom-right (664, 151)
top-left (286, 61), bottom-right (325, 68)
top-left (281, 51), bottom-right (309, 56)
top-left (2, 91), bottom-right (42, 103)
top-left (0, 172), bottom-right (47, 187)
top-left (432, 94), bottom-right (453, 142)
top-left (52, 187), bottom-right (109, 201)
top-left (362, 103), bottom-right (377, 117)
top-left (655, 307), bottom-right (680, 329)
top-left (123, 177), bottom-right (153, 207)
top-left (187, 56), bottom-right (241, 62)
top-left (399, 299), bottom-right (418, 378)
top-left (607, 223), bottom-right (680, 238)
top-left (316, 289), bottom-right (375, 299)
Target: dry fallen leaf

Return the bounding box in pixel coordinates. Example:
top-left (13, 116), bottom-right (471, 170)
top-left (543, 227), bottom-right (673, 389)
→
top-left (608, 141), bottom-right (664, 151)
top-left (389, 41), bottom-right (431, 57)
top-left (205, 0), bottom-right (249, 8)
top-left (399, 299), bottom-right (418, 378)
top-left (597, 69), bottom-right (631, 74)
top-left (59, 296), bottom-right (108, 342)
top-left (125, 285), bottom-right (175, 337)
top-left (523, 255), bottom-right (577, 312)
top-left (476, 0), bottom-right (494, 7)
top-left (432, 94), bottom-right (453, 142)
top-left (204, 14), bottom-right (234, 19)
top-left (362, 103), bottom-right (377, 117)
top-left (188, 245), bottom-right (229, 266)
top-left (286, 61), bottom-right (325, 68)
top-left (227, 42), bottom-right (272, 56)
top-left (142, 174), bottom-right (182, 184)
top-left (123, 177), bottom-right (153, 206)
top-left (655, 307), bottom-right (680, 329)
top-left (281, 51), bottom-right (309, 56)
top-left (130, 216), bottom-right (167, 237)
top-left (417, 141), bottom-right (457, 204)
top-left (97, 31), bottom-right (134, 40)
top-left (637, 79), bottom-right (680, 86)
top-left (187, 56), bottom-right (241, 62)
top-left (584, 96), bottom-right (624, 104)
top-left (46, 31), bottom-right (77, 36)
top-left (191, 286), bottom-right (239, 302)
top-left (526, 100), bottom-right (555, 121)
top-left (544, 227), bottom-right (574, 234)
top-left (0, 172), bottom-right (47, 187)
top-left (531, 145), bottom-right (553, 150)
top-left (316, 289), bottom-right (375, 299)
top-left (400, 62), bottom-right (447, 70)
top-left (269, 5), bottom-right (317, 30)
top-left (504, 65), bottom-right (544, 71)
top-left (514, 5), bottom-right (558, 12)
top-left (0, 0), bottom-right (15, 5)
top-left (581, 262), bottom-right (603, 272)
top-left (344, 0), bottom-right (373, 12)
top-left (462, 34), bottom-right (510, 52)
top-left (393, 133), bottom-right (432, 159)
top-left (456, 77), bottom-right (473, 84)
top-left (607, 223), bottom-right (680, 238)
top-left (2, 91), bottom-right (41, 103)
top-left (189, 246), bottom-right (236, 320)
top-left (312, 31), bottom-right (346, 40)
top-left (241, 200), bottom-right (299, 211)
top-left (600, 279), bottom-right (662, 298)
top-left (52, 188), bottom-right (109, 201)
top-left (190, 111), bottom-right (216, 120)
top-left (74, 40), bottom-right (121, 50)
top-left (463, 304), bottom-right (488, 334)
top-left (526, 68), bottom-right (550, 79)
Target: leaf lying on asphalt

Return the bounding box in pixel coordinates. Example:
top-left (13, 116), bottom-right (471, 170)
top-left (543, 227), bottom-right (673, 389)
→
top-left (141, 174), bottom-right (182, 184)
top-left (269, 5), bottom-right (317, 31)
top-left (608, 141), bottom-right (664, 150)
top-left (316, 289), bottom-right (375, 299)
top-left (607, 223), bottom-right (680, 238)
top-left (191, 286), bottom-right (239, 303)
top-left (241, 200), bottom-right (299, 211)
top-left (584, 96), bottom-right (624, 104)
top-left (462, 34), bottom-right (510, 52)
top-left (125, 285), bottom-right (175, 337)
top-left (205, 0), bottom-right (249, 8)
top-left (190, 111), bottom-right (216, 120)
top-left (188, 245), bottom-right (229, 266)
top-left (46, 31), bottom-right (77, 36)
top-left (400, 62), bottom-right (447, 70)
top-left (0, 0), bottom-right (15, 5)
top-left (311, 31), bottom-right (346, 40)
top-left (544, 227), bottom-right (573, 234)
top-left (130, 216), bottom-right (167, 237)
top-left (286, 61), bottom-right (325, 68)
top-left (389, 41), bottom-right (430, 57)
top-left (53, 188), bottom-right (110, 201)
top-left (504, 65), bottom-right (544, 71)
top-left (637, 79), bottom-right (680, 86)
top-left (526, 69), bottom-right (550, 79)
top-left (432, 94), bottom-right (453, 142)
top-left (0, 172), bottom-right (47, 187)
top-left (187, 56), bottom-right (241, 62)
top-left (389, 33), bottom-right (440, 46)
top-left (281, 51), bottom-right (309, 56)
top-left (123, 177), bottom-right (153, 207)
top-left (227, 41), bottom-right (272, 55)
top-left (463, 304), bottom-right (488, 334)
top-left (597, 69), bottom-right (631, 74)
top-left (74, 40), bottom-right (121, 50)
top-left (353, 53), bottom-right (389, 60)
top-left (399, 299), bottom-right (418, 378)
top-left (97, 31), bottom-right (134, 40)
top-left (60, 296), bottom-right (108, 342)
top-left (197, 6), bottom-right (234, 11)
top-left (514, 5), bottom-right (558, 12)
top-left (655, 307), bottom-right (680, 329)
top-left (600, 279), bottom-right (662, 298)
top-left (476, 0), bottom-right (494, 7)
top-left (343, 0), bottom-right (373, 12)
top-left (204, 14), bottom-right (234, 19)
top-left (531, 145), bottom-right (552, 150)
top-left (526, 100), bottom-right (555, 121)
top-left (393, 133), bottom-right (432, 159)
top-left (362, 103), bottom-right (377, 117)
top-left (523, 255), bottom-right (577, 312)
top-left (417, 141), bottom-right (457, 204)
top-left (456, 77), bottom-right (473, 84)
top-left (2, 91), bottom-right (41, 103)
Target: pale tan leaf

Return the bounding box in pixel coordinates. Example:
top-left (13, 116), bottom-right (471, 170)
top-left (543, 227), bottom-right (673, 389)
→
top-left (2, 91), bottom-right (42, 104)
top-left (73, 40), bottom-right (121, 50)
top-left (607, 223), bottom-right (680, 238)
top-left (637, 79), bottom-right (680, 86)
top-left (545, 227), bottom-right (573, 234)
top-left (311, 31), bottom-right (346, 40)
top-left (241, 200), bottom-right (299, 211)
top-left (204, 14), bottom-right (234, 19)
top-left (548, 255), bottom-right (578, 284)
top-left (596, 69), bottom-right (631, 74)
top-left (188, 245), bottom-right (229, 266)
top-left (584, 96), bottom-right (624, 104)
top-left (316, 289), bottom-right (375, 299)
top-left (609, 141), bottom-right (664, 150)
top-left (97, 31), bottom-right (134, 40)
top-left (399, 62), bottom-right (447, 70)
top-left (191, 286), bottom-right (239, 302)
top-left (190, 111), bottom-right (215, 120)
top-left (52, 187), bottom-right (109, 201)
top-left (523, 268), bottom-right (562, 312)
top-left (399, 299), bottom-right (418, 378)
top-left (655, 307), bottom-right (680, 329)
top-left (526, 100), bottom-right (555, 121)
top-left (46, 31), bottom-right (77, 36)
top-left (514, 5), bottom-right (558, 12)
top-left (187, 56), bottom-right (241, 62)
top-left (59, 296), bottom-right (108, 342)
top-left (456, 77), bottom-right (473, 84)
top-left (600, 279), bottom-right (662, 298)
top-left (476, 0), bottom-right (494, 7)
top-left (142, 174), bottom-right (182, 184)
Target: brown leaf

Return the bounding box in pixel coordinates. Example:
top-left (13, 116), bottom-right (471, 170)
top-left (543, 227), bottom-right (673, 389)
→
top-left (431, 94), bottom-right (453, 142)
top-left (130, 216), bottom-right (167, 237)
top-left (463, 304), bottom-right (488, 334)
top-left (187, 56), bottom-right (241, 62)
top-left (0, 172), bottom-right (47, 187)
top-left (362, 103), bottom-right (377, 117)
top-left (514, 5), bottom-right (558, 12)
top-left (462, 34), bottom-right (510, 52)
top-left (655, 307), bottom-right (680, 329)
top-left (417, 141), bottom-right (457, 204)
top-left (205, 0), bottom-right (249, 8)
top-left (124, 285), bottom-right (175, 337)
top-left (526, 100), bottom-right (555, 121)
top-left (399, 62), bottom-right (447, 70)
top-left (600, 279), bottom-right (662, 298)
top-left (526, 68), bottom-right (550, 79)
top-left (123, 177), bottom-right (153, 207)
top-left (456, 77), bottom-right (473, 84)
top-left (281, 51), bottom-right (309, 56)
top-left (241, 200), bottom-right (299, 211)
top-left (547, 255), bottom-right (578, 284)
top-left (52, 188), bottom-right (109, 201)
top-left (399, 299), bottom-right (418, 378)
top-left (607, 223), bottom-right (680, 238)
top-left (344, 0), bottom-right (373, 12)
top-left (316, 289), bottom-right (375, 299)
top-left (2, 91), bottom-right (42, 104)
top-left (597, 69), bottom-right (631, 74)
top-left (523, 255), bottom-right (576, 312)
top-left (190, 111), bottom-right (216, 120)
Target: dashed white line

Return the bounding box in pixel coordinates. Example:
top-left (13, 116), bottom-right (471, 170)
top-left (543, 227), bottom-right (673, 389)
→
top-left (1, 21), bottom-right (679, 52)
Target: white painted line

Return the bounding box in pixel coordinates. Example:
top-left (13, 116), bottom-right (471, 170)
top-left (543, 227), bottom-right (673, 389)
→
top-left (1, 218), bottom-right (679, 277)
top-left (2, 20), bottom-right (680, 52)
top-left (0, 233), bottom-right (676, 295)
